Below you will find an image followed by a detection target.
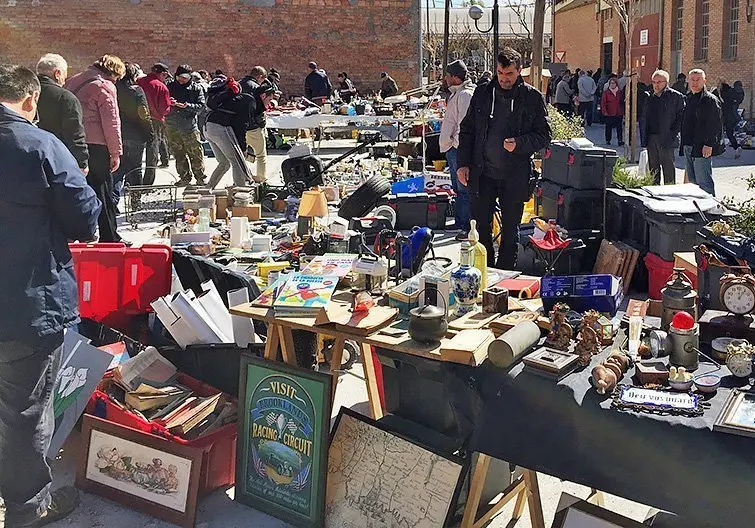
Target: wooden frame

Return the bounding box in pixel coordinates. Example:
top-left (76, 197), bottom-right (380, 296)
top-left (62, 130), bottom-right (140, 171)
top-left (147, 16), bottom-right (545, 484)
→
top-left (76, 415), bottom-right (202, 528)
top-left (236, 354), bottom-right (332, 528)
top-left (713, 389), bottom-right (755, 438)
top-left (552, 496), bottom-right (647, 528)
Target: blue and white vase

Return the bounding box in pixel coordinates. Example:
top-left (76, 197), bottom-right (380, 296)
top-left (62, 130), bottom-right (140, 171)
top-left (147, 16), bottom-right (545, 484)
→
top-left (451, 241), bottom-right (482, 316)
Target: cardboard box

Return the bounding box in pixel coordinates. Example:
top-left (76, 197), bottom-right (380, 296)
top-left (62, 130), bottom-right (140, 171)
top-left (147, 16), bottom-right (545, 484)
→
top-left (216, 196), bottom-right (229, 219)
top-left (232, 205), bottom-right (261, 221)
top-left (541, 274), bottom-right (624, 315)
top-left (673, 251), bottom-right (697, 281)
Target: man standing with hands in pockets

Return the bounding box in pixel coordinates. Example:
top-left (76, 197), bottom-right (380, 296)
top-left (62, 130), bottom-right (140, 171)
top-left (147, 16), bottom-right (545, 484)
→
top-left (457, 47), bottom-right (551, 269)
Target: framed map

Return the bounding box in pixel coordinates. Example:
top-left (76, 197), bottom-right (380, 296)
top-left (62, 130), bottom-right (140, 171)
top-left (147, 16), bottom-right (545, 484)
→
top-left (326, 408), bottom-right (467, 528)
top-left (235, 354), bottom-right (332, 528)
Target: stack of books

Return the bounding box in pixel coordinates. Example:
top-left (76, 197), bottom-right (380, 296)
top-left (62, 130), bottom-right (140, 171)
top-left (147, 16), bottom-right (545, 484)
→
top-left (272, 273), bottom-right (339, 316)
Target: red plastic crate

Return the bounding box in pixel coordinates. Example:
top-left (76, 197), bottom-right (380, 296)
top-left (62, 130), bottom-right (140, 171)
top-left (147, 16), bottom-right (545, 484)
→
top-left (644, 252), bottom-right (698, 301)
top-left (70, 243), bottom-right (172, 321)
top-left (85, 372), bottom-right (236, 493)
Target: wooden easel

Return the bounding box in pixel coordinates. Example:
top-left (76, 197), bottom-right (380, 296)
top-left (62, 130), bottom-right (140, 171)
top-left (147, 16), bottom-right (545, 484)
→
top-left (461, 454), bottom-right (546, 528)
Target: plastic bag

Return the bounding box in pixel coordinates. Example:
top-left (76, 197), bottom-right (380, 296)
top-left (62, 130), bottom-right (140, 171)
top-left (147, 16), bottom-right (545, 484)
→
top-left (638, 148), bottom-right (649, 177)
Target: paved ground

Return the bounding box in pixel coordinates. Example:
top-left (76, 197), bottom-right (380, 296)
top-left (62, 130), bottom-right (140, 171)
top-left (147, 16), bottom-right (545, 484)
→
top-left (42, 131), bottom-right (755, 527)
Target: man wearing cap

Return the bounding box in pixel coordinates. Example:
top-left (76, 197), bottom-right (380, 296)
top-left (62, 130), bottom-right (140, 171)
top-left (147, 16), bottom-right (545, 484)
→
top-left (440, 60), bottom-right (475, 241)
top-left (137, 63), bottom-right (172, 184)
top-left (166, 65), bottom-right (206, 186)
top-left (304, 62), bottom-right (332, 105)
top-left (380, 72), bottom-right (399, 99)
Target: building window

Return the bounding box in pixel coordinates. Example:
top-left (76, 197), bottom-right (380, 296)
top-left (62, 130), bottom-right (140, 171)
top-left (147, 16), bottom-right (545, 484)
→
top-left (671, 0), bottom-right (683, 53)
top-left (723, 0), bottom-right (739, 60)
top-left (694, 0), bottom-right (709, 61)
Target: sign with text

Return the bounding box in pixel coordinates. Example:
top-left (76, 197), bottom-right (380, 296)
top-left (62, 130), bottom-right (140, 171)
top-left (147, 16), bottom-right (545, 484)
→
top-left (236, 354), bottom-right (332, 528)
top-left (640, 29), bottom-right (649, 46)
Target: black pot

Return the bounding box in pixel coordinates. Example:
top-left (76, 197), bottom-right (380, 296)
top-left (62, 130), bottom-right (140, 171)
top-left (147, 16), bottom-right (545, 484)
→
top-left (408, 297), bottom-right (448, 343)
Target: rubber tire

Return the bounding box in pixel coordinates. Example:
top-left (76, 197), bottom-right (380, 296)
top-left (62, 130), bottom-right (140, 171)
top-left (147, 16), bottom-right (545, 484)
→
top-left (338, 175), bottom-right (391, 220)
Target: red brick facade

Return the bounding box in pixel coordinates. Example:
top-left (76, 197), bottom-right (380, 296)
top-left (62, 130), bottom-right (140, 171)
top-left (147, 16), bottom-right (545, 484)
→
top-left (0, 0), bottom-right (421, 97)
top-left (555, 0), bottom-right (754, 116)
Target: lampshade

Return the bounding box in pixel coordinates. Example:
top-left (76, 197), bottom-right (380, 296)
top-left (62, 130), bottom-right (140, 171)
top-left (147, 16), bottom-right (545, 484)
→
top-left (298, 189), bottom-right (329, 218)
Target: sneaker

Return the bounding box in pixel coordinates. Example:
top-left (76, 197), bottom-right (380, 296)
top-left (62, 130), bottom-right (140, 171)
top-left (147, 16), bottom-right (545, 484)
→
top-left (618, 141), bottom-right (625, 146)
top-left (174, 178), bottom-right (191, 187)
top-left (16, 486), bottom-right (79, 527)
top-left (159, 161), bottom-right (170, 168)
top-left (194, 178), bottom-right (207, 187)
top-left (736, 147), bottom-right (742, 159)
top-left (455, 231), bottom-right (468, 241)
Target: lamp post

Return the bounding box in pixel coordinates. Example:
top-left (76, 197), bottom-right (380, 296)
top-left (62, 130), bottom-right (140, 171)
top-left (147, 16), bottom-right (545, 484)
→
top-left (468, 2), bottom-right (499, 72)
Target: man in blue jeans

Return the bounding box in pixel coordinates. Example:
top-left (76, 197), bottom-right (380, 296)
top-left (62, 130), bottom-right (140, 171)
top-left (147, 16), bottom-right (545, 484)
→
top-left (680, 68), bottom-right (724, 196)
top-left (439, 60), bottom-right (475, 240)
top-left (0, 64), bottom-right (101, 527)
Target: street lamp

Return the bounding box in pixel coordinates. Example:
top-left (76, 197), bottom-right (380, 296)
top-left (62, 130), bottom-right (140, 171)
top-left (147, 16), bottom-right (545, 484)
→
top-left (468, 1), bottom-right (499, 72)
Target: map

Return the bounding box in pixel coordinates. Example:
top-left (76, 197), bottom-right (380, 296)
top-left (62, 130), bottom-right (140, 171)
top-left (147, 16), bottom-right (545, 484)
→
top-left (325, 411), bottom-right (464, 528)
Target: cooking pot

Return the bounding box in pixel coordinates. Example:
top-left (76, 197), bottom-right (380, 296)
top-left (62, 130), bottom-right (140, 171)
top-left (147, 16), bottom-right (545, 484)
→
top-left (408, 292), bottom-right (448, 343)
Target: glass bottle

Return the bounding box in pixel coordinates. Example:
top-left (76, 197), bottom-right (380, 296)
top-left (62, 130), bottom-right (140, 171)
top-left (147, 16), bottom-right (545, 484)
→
top-left (451, 241), bottom-right (482, 316)
top-left (468, 219), bottom-right (488, 293)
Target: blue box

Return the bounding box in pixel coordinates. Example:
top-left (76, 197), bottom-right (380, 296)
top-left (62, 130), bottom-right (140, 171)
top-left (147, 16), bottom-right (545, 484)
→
top-left (541, 274), bottom-right (624, 315)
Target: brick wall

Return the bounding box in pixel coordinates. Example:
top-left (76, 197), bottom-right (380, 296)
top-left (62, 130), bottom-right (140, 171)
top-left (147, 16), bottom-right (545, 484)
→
top-left (554, 1), bottom-right (601, 70)
top-left (0, 0), bottom-right (421, 97)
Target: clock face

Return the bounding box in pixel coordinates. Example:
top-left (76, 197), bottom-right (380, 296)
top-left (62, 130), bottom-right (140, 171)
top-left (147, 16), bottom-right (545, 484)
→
top-left (727, 352), bottom-right (753, 378)
top-left (722, 282), bottom-right (755, 315)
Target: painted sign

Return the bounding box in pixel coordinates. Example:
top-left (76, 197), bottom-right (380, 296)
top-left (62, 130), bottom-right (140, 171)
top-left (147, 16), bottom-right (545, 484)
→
top-left (640, 29), bottom-right (649, 46)
top-left (236, 354), bottom-right (332, 528)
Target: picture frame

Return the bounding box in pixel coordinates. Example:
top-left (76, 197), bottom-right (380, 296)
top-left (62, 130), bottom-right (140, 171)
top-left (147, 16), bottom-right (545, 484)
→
top-left (551, 494), bottom-right (647, 528)
top-left (713, 389), bottom-right (755, 438)
top-left (235, 353), bottom-right (333, 528)
top-left (326, 407), bottom-right (468, 528)
top-left (523, 346), bottom-right (580, 374)
top-left (76, 415), bottom-right (202, 528)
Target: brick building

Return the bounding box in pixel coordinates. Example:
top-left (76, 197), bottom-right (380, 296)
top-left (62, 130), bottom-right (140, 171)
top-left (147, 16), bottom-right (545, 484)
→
top-left (553, 0), bottom-right (754, 116)
top-left (0, 0), bottom-right (421, 97)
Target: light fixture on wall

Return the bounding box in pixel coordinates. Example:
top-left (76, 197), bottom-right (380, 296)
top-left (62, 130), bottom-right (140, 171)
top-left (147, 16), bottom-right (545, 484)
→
top-left (747, 0), bottom-right (753, 22)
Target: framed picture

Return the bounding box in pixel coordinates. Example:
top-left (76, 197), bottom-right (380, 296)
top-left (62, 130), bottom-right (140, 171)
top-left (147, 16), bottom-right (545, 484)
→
top-left (76, 415), bottom-right (202, 528)
top-left (523, 347), bottom-right (579, 375)
top-left (326, 407), bottom-right (467, 528)
top-left (235, 353), bottom-right (332, 528)
top-left (552, 494), bottom-right (647, 528)
top-left (713, 390), bottom-right (755, 438)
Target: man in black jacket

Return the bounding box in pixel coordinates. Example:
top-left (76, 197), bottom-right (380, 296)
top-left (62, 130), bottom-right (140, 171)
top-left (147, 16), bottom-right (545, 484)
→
top-left (166, 65), bottom-right (206, 186)
top-left (457, 47), bottom-right (552, 269)
top-left (641, 69), bottom-right (684, 185)
top-left (681, 68), bottom-right (723, 196)
top-left (304, 62), bottom-right (332, 104)
top-left (35, 54), bottom-right (89, 173)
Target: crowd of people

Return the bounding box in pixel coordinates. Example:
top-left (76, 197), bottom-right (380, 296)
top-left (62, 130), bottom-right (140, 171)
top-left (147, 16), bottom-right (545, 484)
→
top-left (548, 64), bottom-right (745, 195)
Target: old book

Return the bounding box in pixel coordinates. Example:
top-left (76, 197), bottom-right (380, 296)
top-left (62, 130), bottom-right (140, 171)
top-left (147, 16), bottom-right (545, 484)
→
top-left (440, 329), bottom-right (494, 365)
top-left (164, 393), bottom-right (223, 436)
top-left (114, 346), bottom-right (177, 391)
top-left (124, 383), bottom-right (189, 412)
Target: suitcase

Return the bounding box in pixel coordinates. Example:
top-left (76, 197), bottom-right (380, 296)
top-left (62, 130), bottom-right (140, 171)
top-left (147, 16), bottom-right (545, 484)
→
top-left (542, 141), bottom-right (618, 190)
top-left (538, 180), bottom-right (604, 230)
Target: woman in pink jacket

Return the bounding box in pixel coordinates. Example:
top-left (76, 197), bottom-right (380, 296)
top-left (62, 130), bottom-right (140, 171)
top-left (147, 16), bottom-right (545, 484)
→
top-left (66, 54), bottom-right (125, 242)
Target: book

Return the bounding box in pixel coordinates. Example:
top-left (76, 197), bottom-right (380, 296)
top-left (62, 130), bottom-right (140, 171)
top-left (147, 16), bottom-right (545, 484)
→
top-left (124, 383), bottom-right (190, 412)
top-left (302, 254), bottom-right (357, 277)
top-left (113, 346), bottom-right (177, 392)
top-left (163, 393), bottom-right (223, 436)
top-left (250, 274), bottom-right (290, 308)
top-left (273, 273), bottom-right (339, 314)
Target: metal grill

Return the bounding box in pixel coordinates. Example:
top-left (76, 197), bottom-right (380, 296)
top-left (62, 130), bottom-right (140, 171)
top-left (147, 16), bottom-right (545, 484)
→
top-left (124, 185), bottom-right (181, 229)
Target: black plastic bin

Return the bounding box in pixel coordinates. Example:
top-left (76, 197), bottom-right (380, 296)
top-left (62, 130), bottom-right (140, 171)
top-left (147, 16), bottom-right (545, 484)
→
top-left (539, 179), bottom-right (604, 230)
top-left (394, 193), bottom-right (429, 229)
top-left (541, 141), bottom-right (618, 189)
top-left (646, 210), bottom-right (709, 261)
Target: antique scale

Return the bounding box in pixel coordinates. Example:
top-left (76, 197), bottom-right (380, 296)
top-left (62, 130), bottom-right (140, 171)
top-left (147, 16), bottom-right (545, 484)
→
top-left (699, 274), bottom-right (755, 360)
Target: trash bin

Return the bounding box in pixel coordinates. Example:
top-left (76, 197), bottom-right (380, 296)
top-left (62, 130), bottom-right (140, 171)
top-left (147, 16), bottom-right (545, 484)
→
top-left (541, 141), bottom-right (618, 189)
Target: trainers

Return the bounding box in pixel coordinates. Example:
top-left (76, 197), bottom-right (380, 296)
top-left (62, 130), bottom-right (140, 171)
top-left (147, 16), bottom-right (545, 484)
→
top-left (455, 231), bottom-right (469, 241)
top-left (736, 147), bottom-right (742, 159)
top-left (174, 178), bottom-right (191, 187)
top-left (17, 486), bottom-right (79, 527)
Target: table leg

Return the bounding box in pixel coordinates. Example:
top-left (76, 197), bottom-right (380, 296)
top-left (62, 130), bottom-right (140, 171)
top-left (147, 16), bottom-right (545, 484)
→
top-left (278, 326), bottom-right (297, 366)
top-left (523, 469), bottom-right (546, 528)
top-left (512, 487), bottom-right (527, 520)
top-left (263, 323), bottom-right (280, 361)
top-left (329, 337), bottom-right (346, 403)
top-left (460, 454), bottom-right (491, 528)
top-left (360, 343), bottom-right (384, 420)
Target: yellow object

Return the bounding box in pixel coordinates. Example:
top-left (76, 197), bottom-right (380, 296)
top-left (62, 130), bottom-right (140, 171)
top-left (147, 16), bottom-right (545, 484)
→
top-left (258, 261), bottom-right (290, 279)
top-left (521, 197), bottom-right (536, 224)
top-left (432, 160), bottom-right (447, 171)
top-left (468, 220), bottom-right (488, 293)
top-left (298, 189), bottom-right (329, 218)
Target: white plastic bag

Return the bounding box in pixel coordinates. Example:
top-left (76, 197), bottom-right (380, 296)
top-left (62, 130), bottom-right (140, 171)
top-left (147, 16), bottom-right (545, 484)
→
top-left (638, 148), bottom-right (649, 178)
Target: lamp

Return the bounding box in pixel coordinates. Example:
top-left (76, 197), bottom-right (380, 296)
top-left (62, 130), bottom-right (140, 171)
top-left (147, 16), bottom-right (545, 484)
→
top-left (297, 188), bottom-right (329, 237)
top-left (468, 0), bottom-right (500, 71)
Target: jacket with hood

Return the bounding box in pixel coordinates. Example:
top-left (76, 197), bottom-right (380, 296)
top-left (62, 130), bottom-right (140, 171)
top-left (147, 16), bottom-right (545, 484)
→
top-left (439, 78), bottom-right (475, 152)
top-left (116, 80), bottom-right (153, 144)
top-left (165, 79), bottom-right (205, 133)
top-left (0, 105), bottom-right (101, 341)
top-left (136, 72), bottom-right (171, 122)
top-left (457, 77), bottom-right (551, 201)
top-left (65, 65), bottom-right (123, 159)
top-left (36, 74), bottom-right (89, 170)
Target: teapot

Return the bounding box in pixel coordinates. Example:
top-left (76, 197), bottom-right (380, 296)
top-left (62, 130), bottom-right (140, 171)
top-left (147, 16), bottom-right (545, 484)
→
top-left (408, 293), bottom-right (448, 343)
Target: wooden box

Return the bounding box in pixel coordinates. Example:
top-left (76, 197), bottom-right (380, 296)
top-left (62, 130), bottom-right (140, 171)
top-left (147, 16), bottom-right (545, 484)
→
top-left (232, 205), bottom-right (261, 221)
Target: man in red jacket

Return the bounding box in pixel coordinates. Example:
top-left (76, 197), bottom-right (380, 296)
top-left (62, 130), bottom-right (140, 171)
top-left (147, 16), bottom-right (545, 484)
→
top-left (137, 63), bottom-right (171, 185)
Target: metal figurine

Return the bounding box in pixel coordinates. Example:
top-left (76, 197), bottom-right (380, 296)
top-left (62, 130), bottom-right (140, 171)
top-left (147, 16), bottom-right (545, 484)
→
top-left (575, 310), bottom-right (602, 366)
top-left (545, 303), bottom-right (573, 350)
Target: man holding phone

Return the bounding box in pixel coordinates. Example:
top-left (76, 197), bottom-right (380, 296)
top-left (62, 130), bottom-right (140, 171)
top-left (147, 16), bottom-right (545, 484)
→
top-left (166, 65), bottom-right (206, 186)
top-left (457, 47), bottom-right (551, 269)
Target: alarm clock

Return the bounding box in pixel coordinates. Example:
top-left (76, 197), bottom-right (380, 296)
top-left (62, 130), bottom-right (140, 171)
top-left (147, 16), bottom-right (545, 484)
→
top-left (719, 274), bottom-right (755, 316)
top-left (726, 347), bottom-right (754, 378)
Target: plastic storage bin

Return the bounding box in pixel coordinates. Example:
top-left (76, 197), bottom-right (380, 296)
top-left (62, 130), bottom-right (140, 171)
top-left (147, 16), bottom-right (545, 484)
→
top-left (86, 372), bottom-right (237, 494)
top-left (644, 252), bottom-right (675, 300)
top-left (542, 141), bottom-right (618, 189)
top-left (538, 180), bottom-right (604, 230)
top-left (646, 211), bottom-right (708, 261)
top-left (70, 243), bottom-right (172, 321)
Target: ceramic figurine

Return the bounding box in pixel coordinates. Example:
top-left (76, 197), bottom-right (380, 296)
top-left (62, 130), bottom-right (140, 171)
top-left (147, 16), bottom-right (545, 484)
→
top-left (451, 241), bottom-right (482, 316)
top-left (545, 303), bottom-right (573, 350)
top-left (575, 310), bottom-right (602, 366)
top-left (590, 352), bottom-right (631, 394)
